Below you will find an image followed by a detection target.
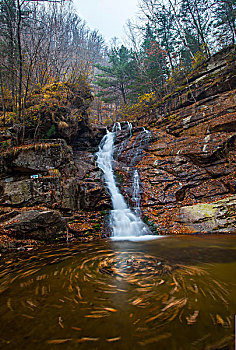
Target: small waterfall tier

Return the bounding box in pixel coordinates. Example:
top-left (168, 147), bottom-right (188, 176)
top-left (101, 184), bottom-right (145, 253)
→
top-left (132, 169), bottom-right (141, 217)
top-left (96, 126), bottom-right (157, 241)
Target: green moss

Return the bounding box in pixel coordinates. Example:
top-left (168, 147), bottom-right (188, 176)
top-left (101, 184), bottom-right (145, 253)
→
top-left (92, 223), bottom-right (101, 230)
top-left (115, 172), bottom-right (124, 184)
top-left (45, 125), bottom-right (56, 138)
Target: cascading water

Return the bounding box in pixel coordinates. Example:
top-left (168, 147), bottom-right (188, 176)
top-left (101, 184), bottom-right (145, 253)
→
top-left (132, 169), bottom-right (141, 217)
top-left (96, 127), bottom-right (155, 241)
top-left (116, 121), bottom-right (133, 158)
top-left (130, 128), bottom-right (151, 166)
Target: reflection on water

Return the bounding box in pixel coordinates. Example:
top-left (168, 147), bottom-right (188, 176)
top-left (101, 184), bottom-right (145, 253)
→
top-left (0, 235), bottom-right (235, 349)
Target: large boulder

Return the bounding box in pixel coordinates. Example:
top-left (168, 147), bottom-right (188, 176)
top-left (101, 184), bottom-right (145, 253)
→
top-left (0, 139), bottom-right (74, 175)
top-left (1, 178), bottom-right (61, 207)
top-left (179, 195), bottom-right (236, 233)
top-left (2, 210), bottom-right (66, 240)
top-left (0, 176), bottom-right (80, 211)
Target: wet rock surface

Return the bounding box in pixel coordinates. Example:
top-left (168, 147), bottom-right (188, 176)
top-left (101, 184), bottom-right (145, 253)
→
top-left (0, 129), bottom-right (108, 245)
top-left (113, 49), bottom-right (236, 234)
top-left (1, 209), bottom-right (66, 240)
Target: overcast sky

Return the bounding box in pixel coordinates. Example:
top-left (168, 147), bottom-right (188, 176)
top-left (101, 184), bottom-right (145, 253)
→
top-left (74, 0), bottom-right (140, 43)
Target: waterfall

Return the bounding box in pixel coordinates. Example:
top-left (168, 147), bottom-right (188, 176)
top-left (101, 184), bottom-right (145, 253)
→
top-left (112, 122), bottom-right (121, 133)
top-left (130, 128), bottom-right (151, 166)
top-left (132, 169), bottom-right (141, 217)
top-left (96, 128), bottom-right (155, 241)
top-left (127, 121), bottom-right (132, 136)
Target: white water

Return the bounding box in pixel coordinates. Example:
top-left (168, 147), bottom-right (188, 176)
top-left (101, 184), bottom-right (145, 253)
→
top-left (132, 169), bottom-right (141, 217)
top-left (130, 128), bottom-right (151, 166)
top-left (112, 122), bottom-right (121, 133)
top-left (126, 121), bottom-right (132, 136)
top-left (96, 129), bottom-right (154, 240)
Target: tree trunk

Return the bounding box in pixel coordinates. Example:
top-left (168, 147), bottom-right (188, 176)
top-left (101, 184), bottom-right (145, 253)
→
top-left (168, 0), bottom-right (194, 59)
top-left (121, 84), bottom-right (127, 104)
top-left (0, 70), bottom-right (6, 126)
top-left (17, 0), bottom-right (24, 142)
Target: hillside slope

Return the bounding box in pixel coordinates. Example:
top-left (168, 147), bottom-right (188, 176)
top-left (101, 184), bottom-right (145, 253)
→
top-left (115, 46), bottom-right (236, 234)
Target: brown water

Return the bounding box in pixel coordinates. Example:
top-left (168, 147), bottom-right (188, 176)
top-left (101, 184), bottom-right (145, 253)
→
top-left (0, 235), bottom-right (235, 350)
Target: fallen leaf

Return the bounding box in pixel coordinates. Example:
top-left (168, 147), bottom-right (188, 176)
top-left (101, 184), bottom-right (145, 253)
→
top-left (106, 337), bottom-right (121, 342)
top-left (104, 307), bottom-right (118, 313)
top-left (47, 339), bottom-right (71, 344)
top-left (76, 337), bottom-right (99, 343)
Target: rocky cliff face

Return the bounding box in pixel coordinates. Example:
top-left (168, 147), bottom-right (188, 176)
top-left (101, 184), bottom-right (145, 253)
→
top-left (0, 78), bottom-right (108, 247)
top-left (114, 47), bottom-right (236, 234)
top-left (0, 130), bottom-right (109, 245)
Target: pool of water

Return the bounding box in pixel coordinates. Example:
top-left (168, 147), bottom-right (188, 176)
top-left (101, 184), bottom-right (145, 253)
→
top-left (0, 235), bottom-right (235, 349)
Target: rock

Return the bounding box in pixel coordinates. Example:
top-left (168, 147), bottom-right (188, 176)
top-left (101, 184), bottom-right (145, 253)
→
top-left (79, 181), bottom-right (111, 211)
top-left (0, 176), bottom-right (81, 211)
top-left (1, 139), bottom-right (74, 175)
top-left (61, 178), bottom-right (79, 211)
top-left (179, 195), bottom-right (236, 233)
top-left (3, 210), bottom-right (66, 240)
top-left (0, 210), bottom-right (20, 223)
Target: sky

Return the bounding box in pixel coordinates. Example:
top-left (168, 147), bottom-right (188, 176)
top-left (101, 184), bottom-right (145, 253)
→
top-left (74, 0), bottom-right (140, 43)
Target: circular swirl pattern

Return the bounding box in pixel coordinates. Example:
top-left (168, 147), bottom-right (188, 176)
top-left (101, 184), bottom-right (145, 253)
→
top-left (0, 243), bottom-right (233, 349)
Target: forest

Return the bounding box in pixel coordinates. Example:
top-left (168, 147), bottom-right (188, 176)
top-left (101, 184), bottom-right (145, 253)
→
top-left (0, 0), bottom-right (235, 130)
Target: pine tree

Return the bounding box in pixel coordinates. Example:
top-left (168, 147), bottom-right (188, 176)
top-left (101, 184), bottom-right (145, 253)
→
top-left (95, 45), bottom-right (134, 104)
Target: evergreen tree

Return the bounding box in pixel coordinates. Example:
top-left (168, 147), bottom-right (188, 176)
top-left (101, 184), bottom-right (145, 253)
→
top-left (95, 45), bottom-right (134, 104)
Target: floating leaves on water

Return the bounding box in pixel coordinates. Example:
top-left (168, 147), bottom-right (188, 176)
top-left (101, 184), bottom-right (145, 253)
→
top-left (0, 243), bottom-right (233, 350)
top-left (84, 314), bottom-right (108, 319)
top-left (20, 269), bottom-right (40, 278)
top-left (106, 337), bottom-right (121, 342)
top-left (131, 297), bottom-right (144, 306)
top-left (186, 311), bottom-right (199, 325)
top-left (216, 314), bottom-right (225, 326)
top-left (104, 307), bottom-right (117, 313)
top-left (47, 339), bottom-right (72, 344)
top-left (75, 286), bottom-right (82, 299)
top-left (21, 314), bottom-right (34, 319)
top-left (0, 286), bottom-right (9, 294)
top-left (58, 316), bottom-right (64, 328)
top-left (157, 279), bottom-right (165, 286)
top-left (26, 300), bottom-right (37, 308)
top-left (145, 313), bottom-right (163, 323)
top-left (76, 337), bottom-right (99, 343)
top-left (7, 298), bottom-right (13, 311)
top-left (138, 333), bottom-right (172, 346)
top-left (162, 297), bottom-right (187, 311)
top-left (136, 287), bottom-right (152, 292)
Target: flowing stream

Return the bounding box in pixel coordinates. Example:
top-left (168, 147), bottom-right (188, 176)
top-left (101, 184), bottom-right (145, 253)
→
top-left (96, 128), bottom-right (154, 241)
